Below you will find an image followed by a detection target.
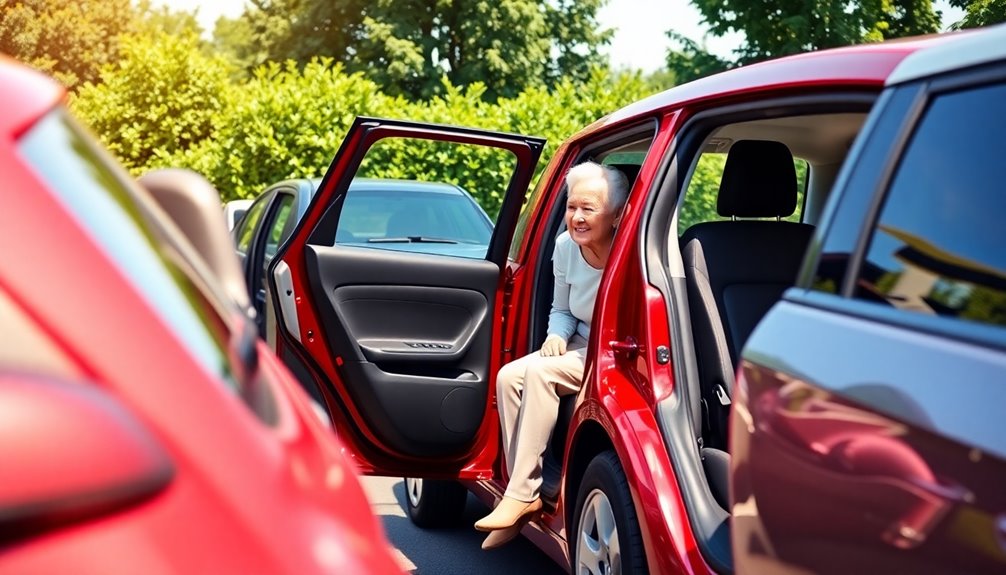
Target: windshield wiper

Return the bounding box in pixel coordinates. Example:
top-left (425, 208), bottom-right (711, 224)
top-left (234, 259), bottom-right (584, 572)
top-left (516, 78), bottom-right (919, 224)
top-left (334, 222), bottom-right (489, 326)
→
top-left (368, 236), bottom-right (459, 244)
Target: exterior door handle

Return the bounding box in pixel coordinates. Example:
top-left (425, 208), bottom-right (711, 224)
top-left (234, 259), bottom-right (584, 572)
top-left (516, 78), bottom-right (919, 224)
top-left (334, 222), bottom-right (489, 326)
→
top-left (609, 337), bottom-right (640, 360)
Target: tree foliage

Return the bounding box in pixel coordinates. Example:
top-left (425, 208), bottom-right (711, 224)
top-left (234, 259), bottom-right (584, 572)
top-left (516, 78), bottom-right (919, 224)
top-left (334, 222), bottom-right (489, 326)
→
top-left (543, 0), bottom-right (613, 86)
top-left (0, 0), bottom-right (136, 88)
top-left (682, 0), bottom-right (941, 65)
top-left (664, 31), bottom-right (733, 84)
top-left (135, 0), bottom-right (205, 38)
top-left (948, 0), bottom-right (1006, 28)
top-left (214, 0), bottom-right (611, 101)
top-left (71, 32), bottom-right (233, 172)
top-left (72, 28), bottom-right (656, 216)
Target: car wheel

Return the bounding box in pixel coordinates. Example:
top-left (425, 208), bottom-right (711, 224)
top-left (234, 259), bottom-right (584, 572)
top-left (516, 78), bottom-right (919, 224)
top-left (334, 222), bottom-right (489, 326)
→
top-left (571, 452), bottom-right (647, 575)
top-left (404, 477), bottom-right (468, 528)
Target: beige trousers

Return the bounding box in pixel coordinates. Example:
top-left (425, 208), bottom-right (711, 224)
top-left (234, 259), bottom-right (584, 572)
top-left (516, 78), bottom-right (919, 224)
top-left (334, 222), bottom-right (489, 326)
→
top-left (496, 335), bottom-right (587, 502)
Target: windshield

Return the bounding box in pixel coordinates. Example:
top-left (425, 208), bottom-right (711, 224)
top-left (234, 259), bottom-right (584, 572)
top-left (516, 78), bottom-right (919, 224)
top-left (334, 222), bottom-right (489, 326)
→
top-left (339, 189), bottom-right (492, 242)
top-left (19, 110), bottom-right (243, 397)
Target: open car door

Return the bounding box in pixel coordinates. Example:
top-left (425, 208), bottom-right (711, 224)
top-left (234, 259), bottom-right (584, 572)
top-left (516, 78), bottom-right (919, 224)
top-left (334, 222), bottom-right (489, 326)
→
top-left (272, 118), bottom-right (545, 478)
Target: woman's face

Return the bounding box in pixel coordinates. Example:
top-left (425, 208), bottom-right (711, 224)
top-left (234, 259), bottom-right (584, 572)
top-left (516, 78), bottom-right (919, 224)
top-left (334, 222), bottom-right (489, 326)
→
top-left (565, 176), bottom-right (620, 251)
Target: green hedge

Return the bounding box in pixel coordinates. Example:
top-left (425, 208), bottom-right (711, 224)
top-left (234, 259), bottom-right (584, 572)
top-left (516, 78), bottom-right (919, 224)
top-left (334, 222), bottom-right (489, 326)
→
top-left (71, 31), bottom-right (751, 225)
top-left (71, 32), bottom-right (658, 215)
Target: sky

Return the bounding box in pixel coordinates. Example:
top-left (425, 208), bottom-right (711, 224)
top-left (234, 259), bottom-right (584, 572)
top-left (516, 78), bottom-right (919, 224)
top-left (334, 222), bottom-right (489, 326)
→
top-left (157, 0), bottom-right (966, 73)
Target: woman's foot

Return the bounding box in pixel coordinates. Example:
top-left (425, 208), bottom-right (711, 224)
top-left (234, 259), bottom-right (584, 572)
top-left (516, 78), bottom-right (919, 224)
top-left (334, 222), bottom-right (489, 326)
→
top-left (481, 523), bottom-right (523, 550)
top-left (474, 496), bottom-right (542, 531)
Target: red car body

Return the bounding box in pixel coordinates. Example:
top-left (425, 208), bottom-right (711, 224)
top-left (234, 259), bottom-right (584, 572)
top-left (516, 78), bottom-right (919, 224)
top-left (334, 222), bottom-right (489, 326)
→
top-left (0, 59), bottom-right (400, 573)
top-left (266, 32), bottom-right (988, 574)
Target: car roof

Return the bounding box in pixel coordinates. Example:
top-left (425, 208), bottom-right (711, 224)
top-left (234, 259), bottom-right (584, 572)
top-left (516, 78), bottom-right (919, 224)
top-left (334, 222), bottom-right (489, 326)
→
top-left (886, 23), bottom-right (1006, 85)
top-left (592, 33), bottom-right (966, 131)
top-left (0, 56), bottom-right (64, 138)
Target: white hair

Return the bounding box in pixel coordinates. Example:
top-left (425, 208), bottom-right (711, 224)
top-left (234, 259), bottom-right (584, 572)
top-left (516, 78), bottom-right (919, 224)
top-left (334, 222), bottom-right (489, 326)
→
top-left (565, 161), bottom-right (630, 212)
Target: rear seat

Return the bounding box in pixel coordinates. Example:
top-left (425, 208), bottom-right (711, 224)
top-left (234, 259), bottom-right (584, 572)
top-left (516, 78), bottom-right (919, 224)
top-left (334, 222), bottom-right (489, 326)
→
top-left (679, 140), bottom-right (814, 507)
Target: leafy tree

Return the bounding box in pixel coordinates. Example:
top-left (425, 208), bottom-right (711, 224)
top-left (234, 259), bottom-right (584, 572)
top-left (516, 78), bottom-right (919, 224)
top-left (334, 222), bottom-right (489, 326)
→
top-left (685, 0), bottom-right (941, 65)
top-left (149, 62), bottom-right (652, 210)
top-left (664, 31), bottom-right (732, 84)
top-left (0, 0), bottom-right (136, 88)
top-left (212, 13), bottom-right (261, 74)
top-left (134, 0), bottom-right (204, 37)
top-left (165, 59), bottom-right (394, 200)
top-left (71, 32), bottom-right (233, 173)
top-left (356, 0), bottom-right (553, 100)
top-left (643, 68), bottom-right (676, 93)
top-left (215, 0), bottom-right (612, 101)
top-left (948, 0), bottom-right (1006, 28)
top-left (542, 0), bottom-right (612, 86)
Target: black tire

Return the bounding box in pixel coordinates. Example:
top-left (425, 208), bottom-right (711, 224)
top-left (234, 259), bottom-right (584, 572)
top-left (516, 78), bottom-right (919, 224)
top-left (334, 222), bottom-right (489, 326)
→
top-left (404, 477), bottom-right (468, 528)
top-left (570, 452), bottom-right (647, 574)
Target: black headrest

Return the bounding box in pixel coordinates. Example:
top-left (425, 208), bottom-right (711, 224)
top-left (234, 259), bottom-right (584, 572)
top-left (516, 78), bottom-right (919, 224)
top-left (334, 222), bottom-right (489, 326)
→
top-left (717, 140), bottom-right (797, 218)
top-left (606, 163), bottom-right (641, 188)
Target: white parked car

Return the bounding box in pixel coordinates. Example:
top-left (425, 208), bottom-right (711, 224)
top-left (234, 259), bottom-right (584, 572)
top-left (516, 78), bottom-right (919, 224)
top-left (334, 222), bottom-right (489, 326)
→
top-left (223, 198), bottom-right (253, 231)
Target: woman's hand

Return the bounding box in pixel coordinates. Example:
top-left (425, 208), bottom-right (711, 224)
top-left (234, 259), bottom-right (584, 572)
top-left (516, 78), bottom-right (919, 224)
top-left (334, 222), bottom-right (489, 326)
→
top-left (540, 334), bottom-right (568, 357)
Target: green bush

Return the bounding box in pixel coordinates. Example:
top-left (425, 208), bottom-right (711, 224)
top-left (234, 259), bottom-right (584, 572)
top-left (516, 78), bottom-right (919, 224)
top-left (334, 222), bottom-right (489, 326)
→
top-left (71, 31), bottom-right (232, 173)
top-left (72, 36), bottom-right (659, 213)
top-left (165, 59), bottom-right (393, 201)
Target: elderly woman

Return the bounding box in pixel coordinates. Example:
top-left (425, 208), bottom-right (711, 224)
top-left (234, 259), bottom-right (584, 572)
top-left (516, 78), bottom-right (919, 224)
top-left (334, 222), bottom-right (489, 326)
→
top-left (475, 161), bottom-right (629, 550)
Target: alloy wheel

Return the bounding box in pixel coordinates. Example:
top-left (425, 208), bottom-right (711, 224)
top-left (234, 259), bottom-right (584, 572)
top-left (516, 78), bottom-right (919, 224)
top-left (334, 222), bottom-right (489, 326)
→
top-left (576, 488), bottom-right (621, 575)
top-left (406, 477), bottom-right (423, 508)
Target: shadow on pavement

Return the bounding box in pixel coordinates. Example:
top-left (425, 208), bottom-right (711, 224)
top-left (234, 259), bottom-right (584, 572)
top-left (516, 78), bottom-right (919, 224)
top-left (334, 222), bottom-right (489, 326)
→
top-left (377, 479), bottom-right (564, 575)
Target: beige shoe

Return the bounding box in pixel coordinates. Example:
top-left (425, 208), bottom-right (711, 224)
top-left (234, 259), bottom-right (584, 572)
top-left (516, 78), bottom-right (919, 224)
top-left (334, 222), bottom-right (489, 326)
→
top-left (474, 496), bottom-right (542, 532)
top-left (481, 523), bottom-right (523, 550)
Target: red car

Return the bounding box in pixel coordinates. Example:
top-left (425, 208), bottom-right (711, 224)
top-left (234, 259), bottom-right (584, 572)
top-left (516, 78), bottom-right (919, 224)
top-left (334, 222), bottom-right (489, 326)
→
top-left (0, 59), bottom-right (401, 573)
top-left (264, 26), bottom-right (1006, 574)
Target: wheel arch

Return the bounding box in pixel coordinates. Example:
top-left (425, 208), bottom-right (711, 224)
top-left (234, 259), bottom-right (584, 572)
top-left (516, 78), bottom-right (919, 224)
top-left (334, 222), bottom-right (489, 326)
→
top-left (564, 388), bottom-right (688, 574)
top-left (563, 418), bottom-right (616, 532)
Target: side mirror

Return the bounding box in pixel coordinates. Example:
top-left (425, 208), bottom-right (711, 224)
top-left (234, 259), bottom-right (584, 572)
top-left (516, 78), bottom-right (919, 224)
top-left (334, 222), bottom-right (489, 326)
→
top-left (138, 169), bottom-right (251, 312)
top-left (0, 373), bottom-right (173, 541)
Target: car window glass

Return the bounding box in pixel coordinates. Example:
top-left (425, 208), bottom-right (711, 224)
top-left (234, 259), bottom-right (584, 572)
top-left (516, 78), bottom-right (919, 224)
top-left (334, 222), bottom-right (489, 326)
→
top-left (509, 168), bottom-right (551, 261)
top-left (19, 111), bottom-right (240, 395)
top-left (854, 81), bottom-right (1006, 328)
top-left (808, 89), bottom-right (918, 294)
top-left (236, 197), bottom-right (269, 255)
top-left (331, 138), bottom-right (504, 259)
top-left (264, 194), bottom-right (295, 266)
top-left (678, 150), bottom-right (807, 234)
top-left (231, 207), bottom-right (247, 229)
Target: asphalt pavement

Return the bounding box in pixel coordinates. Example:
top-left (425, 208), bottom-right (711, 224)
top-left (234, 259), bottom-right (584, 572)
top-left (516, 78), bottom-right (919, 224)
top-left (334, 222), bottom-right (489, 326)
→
top-left (362, 476), bottom-right (565, 575)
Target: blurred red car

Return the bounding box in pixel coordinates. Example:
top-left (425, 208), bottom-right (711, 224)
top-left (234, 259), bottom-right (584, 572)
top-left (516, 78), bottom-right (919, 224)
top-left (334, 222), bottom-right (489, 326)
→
top-left (0, 58), bottom-right (400, 573)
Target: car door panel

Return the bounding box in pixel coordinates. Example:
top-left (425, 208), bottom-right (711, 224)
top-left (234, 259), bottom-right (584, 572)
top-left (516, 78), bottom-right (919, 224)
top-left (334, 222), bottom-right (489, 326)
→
top-left (333, 285), bottom-right (487, 365)
top-left (304, 245), bottom-right (496, 456)
top-left (276, 117), bottom-right (544, 473)
top-left (737, 297), bottom-right (1006, 574)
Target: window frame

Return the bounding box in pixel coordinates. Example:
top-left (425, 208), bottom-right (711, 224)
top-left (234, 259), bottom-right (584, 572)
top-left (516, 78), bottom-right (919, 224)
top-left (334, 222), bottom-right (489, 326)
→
top-left (641, 91), bottom-right (881, 573)
top-left (235, 192), bottom-right (273, 256)
top-left (844, 64), bottom-right (1006, 298)
top-left (790, 62), bottom-right (1006, 351)
top-left (525, 120), bottom-right (660, 351)
top-left (258, 191), bottom-right (296, 284)
top-left (247, 187), bottom-right (295, 320)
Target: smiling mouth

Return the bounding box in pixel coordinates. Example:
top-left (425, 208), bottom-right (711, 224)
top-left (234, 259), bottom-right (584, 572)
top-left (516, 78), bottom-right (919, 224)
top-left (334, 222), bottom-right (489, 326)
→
top-left (574, 226), bottom-right (589, 233)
